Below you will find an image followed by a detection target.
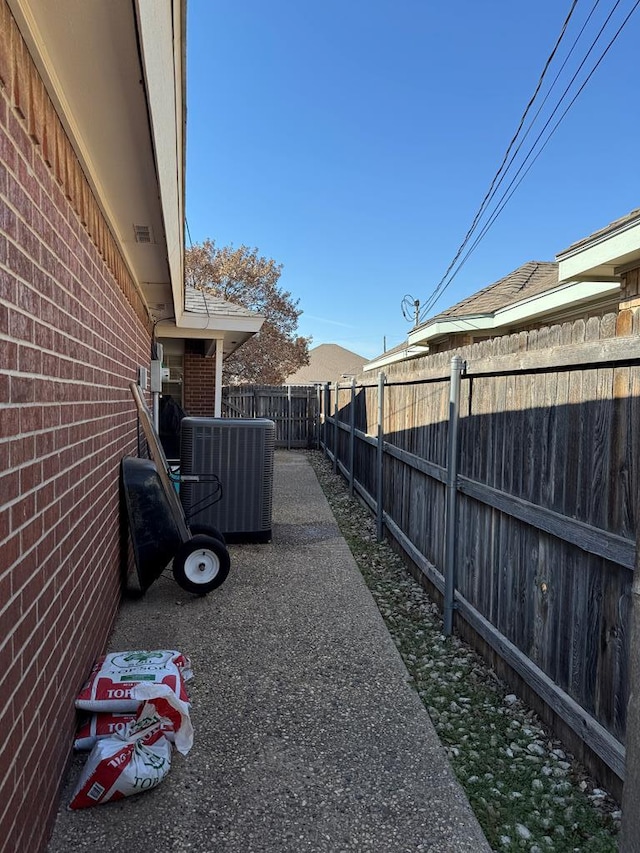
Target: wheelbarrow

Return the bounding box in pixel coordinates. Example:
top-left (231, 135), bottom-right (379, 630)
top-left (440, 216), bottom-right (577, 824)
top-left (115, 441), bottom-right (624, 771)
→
top-left (120, 382), bottom-right (230, 595)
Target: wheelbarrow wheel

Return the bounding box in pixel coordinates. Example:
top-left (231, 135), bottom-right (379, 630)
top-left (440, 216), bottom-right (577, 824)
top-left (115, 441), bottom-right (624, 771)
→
top-left (172, 535), bottom-right (230, 595)
top-left (187, 523), bottom-right (226, 546)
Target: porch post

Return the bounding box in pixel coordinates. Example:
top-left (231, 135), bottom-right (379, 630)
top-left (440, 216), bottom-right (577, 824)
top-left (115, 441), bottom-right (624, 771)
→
top-left (214, 338), bottom-right (223, 417)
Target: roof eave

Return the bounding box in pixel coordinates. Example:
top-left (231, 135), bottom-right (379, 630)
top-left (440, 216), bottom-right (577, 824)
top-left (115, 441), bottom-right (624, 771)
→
top-left (557, 215), bottom-right (640, 282)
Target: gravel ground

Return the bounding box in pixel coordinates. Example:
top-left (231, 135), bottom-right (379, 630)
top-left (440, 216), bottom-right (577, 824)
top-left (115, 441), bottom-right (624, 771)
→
top-left (307, 451), bottom-right (620, 853)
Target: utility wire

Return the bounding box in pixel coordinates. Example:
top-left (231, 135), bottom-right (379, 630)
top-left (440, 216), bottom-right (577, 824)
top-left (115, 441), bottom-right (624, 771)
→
top-left (487, 0), bottom-right (604, 192)
top-left (432, 0), bottom-right (640, 300)
top-left (418, 0), bottom-right (639, 322)
top-left (418, 0), bottom-right (581, 323)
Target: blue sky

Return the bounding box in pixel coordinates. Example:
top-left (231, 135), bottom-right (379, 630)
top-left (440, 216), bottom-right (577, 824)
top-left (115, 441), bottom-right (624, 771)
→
top-left (185, 0), bottom-right (640, 359)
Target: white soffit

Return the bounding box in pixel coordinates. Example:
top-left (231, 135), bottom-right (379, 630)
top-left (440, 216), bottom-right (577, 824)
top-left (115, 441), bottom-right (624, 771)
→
top-left (135, 0), bottom-right (185, 320)
top-left (7, 0), bottom-right (182, 315)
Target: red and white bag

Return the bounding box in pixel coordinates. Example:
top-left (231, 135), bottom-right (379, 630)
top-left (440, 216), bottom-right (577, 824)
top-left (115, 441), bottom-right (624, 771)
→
top-left (74, 712), bottom-right (176, 750)
top-left (74, 713), bottom-right (135, 750)
top-left (70, 684), bottom-right (193, 809)
top-left (75, 650), bottom-right (192, 713)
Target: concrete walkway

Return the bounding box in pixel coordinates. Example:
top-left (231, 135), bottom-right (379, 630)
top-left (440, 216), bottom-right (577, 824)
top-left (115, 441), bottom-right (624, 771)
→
top-left (48, 451), bottom-right (491, 853)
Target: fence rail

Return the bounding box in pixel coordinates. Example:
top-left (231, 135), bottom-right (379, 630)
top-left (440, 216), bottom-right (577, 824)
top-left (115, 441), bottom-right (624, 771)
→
top-left (319, 314), bottom-right (640, 786)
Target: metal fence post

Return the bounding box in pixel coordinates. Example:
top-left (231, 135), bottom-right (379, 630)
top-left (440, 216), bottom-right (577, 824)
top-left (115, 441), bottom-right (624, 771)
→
top-left (376, 371), bottom-right (385, 542)
top-left (333, 383), bottom-right (339, 474)
top-left (349, 377), bottom-right (356, 495)
top-left (316, 384), bottom-right (321, 450)
top-left (323, 383), bottom-right (330, 457)
top-left (444, 355), bottom-right (464, 636)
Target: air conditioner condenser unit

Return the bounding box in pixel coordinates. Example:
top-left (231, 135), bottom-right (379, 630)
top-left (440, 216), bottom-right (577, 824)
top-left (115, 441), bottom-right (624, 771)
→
top-left (180, 418), bottom-right (275, 542)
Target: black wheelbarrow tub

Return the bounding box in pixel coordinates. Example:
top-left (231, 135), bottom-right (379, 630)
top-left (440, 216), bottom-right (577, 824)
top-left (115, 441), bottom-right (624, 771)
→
top-left (120, 457), bottom-right (182, 591)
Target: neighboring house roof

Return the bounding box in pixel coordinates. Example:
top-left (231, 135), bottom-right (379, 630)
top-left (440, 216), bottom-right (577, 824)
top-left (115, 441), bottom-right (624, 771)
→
top-left (284, 344), bottom-right (367, 385)
top-left (557, 208), bottom-right (640, 282)
top-left (429, 261), bottom-right (559, 321)
top-left (364, 340), bottom-right (430, 373)
top-left (560, 207), bottom-right (640, 256)
top-left (406, 260), bottom-right (619, 350)
top-left (368, 209), bottom-right (640, 371)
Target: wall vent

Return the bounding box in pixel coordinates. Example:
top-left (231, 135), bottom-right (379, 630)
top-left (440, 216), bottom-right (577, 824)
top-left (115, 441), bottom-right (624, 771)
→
top-left (133, 224), bottom-right (152, 243)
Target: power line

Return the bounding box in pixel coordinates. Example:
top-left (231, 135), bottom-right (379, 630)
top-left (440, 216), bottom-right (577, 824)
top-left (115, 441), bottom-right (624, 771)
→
top-left (430, 0), bottom-right (640, 303)
top-left (417, 0), bottom-right (639, 323)
top-left (418, 0), bottom-right (581, 322)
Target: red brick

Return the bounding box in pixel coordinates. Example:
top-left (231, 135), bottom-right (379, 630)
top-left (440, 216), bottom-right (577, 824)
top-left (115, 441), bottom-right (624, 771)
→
top-left (9, 435), bottom-right (34, 466)
top-left (20, 461), bottom-right (41, 492)
top-left (19, 406), bottom-right (43, 433)
top-left (10, 375), bottom-right (34, 403)
top-left (0, 534), bottom-right (19, 570)
top-left (0, 338), bottom-right (17, 369)
top-left (0, 656), bottom-right (21, 707)
top-left (6, 241), bottom-right (34, 284)
top-left (19, 514), bottom-right (42, 551)
top-left (0, 407), bottom-right (19, 438)
top-left (10, 492), bottom-right (35, 528)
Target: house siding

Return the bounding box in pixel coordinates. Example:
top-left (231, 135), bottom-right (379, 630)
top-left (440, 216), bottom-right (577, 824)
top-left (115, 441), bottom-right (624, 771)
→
top-left (0, 5), bottom-right (152, 851)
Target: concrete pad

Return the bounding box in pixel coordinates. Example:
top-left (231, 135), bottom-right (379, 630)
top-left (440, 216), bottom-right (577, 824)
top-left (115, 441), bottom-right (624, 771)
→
top-left (48, 451), bottom-right (490, 852)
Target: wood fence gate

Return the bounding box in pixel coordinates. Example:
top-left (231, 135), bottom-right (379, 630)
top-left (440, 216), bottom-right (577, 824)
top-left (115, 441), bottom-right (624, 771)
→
top-left (222, 384), bottom-right (320, 448)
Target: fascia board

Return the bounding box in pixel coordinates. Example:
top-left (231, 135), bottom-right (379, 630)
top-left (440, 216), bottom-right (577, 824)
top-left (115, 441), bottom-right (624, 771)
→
top-left (407, 280), bottom-right (620, 346)
top-left (408, 316), bottom-right (493, 345)
top-left (364, 346), bottom-right (430, 372)
top-left (494, 280), bottom-right (619, 325)
top-left (176, 314), bottom-right (265, 334)
top-left (135, 0), bottom-right (185, 321)
top-left (557, 220), bottom-right (640, 281)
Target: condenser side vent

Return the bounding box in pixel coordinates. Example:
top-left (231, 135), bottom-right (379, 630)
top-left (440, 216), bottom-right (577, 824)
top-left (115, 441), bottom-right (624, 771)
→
top-left (180, 418), bottom-right (275, 542)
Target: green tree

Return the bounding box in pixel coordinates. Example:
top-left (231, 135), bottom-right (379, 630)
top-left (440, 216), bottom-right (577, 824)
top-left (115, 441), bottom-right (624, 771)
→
top-left (185, 240), bottom-right (310, 384)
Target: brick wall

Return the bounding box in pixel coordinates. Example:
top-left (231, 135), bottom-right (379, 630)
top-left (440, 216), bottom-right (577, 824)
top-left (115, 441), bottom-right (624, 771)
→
top-left (183, 341), bottom-right (216, 416)
top-left (0, 5), bottom-right (152, 851)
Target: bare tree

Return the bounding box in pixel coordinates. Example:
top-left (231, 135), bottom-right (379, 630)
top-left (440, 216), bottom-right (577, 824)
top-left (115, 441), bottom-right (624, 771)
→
top-left (186, 240), bottom-right (310, 384)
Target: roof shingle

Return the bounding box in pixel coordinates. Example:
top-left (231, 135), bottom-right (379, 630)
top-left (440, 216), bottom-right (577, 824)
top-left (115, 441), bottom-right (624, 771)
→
top-left (426, 261), bottom-right (559, 324)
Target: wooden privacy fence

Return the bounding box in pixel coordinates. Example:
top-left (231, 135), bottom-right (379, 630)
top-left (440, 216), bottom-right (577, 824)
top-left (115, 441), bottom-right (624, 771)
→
top-left (320, 316), bottom-right (640, 785)
top-left (222, 384), bottom-right (320, 448)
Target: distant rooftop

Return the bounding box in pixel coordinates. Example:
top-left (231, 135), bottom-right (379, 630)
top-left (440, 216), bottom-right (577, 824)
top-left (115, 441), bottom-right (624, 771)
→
top-left (285, 343), bottom-right (367, 385)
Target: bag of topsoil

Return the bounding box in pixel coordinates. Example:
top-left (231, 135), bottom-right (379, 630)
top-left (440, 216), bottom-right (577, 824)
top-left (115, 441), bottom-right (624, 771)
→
top-left (74, 712), bottom-right (176, 750)
top-left (70, 684), bottom-right (193, 809)
top-left (75, 650), bottom-right (192, 713)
